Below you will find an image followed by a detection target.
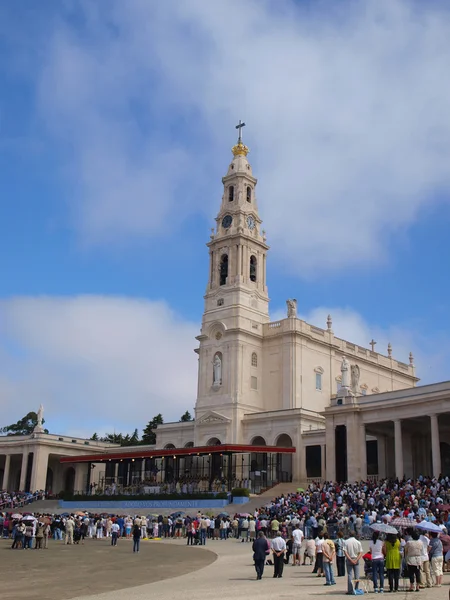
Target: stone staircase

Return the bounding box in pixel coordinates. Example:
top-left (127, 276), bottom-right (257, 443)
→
top-left (227, 481), bottom-right (305, 514)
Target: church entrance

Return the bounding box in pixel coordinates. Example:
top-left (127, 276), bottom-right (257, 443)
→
top-left (64, 467), bottom-right (76, 493)
top-left (275, 434), bottom-right (293, 482)
top-left (250, 436), bottom-right (268, 492)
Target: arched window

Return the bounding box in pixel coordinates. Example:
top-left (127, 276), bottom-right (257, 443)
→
top-left (250, 255), bottom-right (257, 282)
top-left (315, 373), bottom-right (322, 390)
top-left (251, 352), bottom-right (258, 367)
top-left (220, 254), bottom-right (228, 286)
top-left (228, 186), bottom-right (234, 201)
top-left (246, 186), bottom-right (251, 202)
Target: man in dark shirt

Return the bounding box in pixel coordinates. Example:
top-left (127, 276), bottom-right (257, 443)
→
top-left (253, 531), bottom-right (269, 580)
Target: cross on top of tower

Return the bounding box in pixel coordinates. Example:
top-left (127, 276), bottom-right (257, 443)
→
top-left (232, 119), bottom-right (249, 157)
top-left (370, 339), bottom-right (377, 352)
top-left (235, 119), bottom-right (246, 142)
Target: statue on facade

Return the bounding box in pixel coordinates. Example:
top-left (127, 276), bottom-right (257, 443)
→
top-left (350, 364), bottom-right (360, 394)
top-left (33, 403), bottom-right (45, 433)
top-left (213, 354), bottom-right (222, 386)
top-left (286, 298), bottom-right (297, 318)
top-left (37, 404), bottom-right (44, 426)
top-left (341, 356), bottom-right (350, 388)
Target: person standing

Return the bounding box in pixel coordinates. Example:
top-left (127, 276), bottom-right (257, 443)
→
top-left (253, 531), bottom-right (269, 580)
top-left (322, 532), bottom-right (336, 586)
top-left (335, 531), bottom-right (346, 577)
top-left (43, 522), bottom-right (51, 549)
top-left (369, 531), bottom-right (385, 593)
top-left (419, 531), bottom-right (432, 588)
top-left (428, 531), bottom-right (443, 587)
top-left (344, 533), bottom-right (363, 595)
top-left (404, 530), bottom-right (423, 592)
top-left (35, 522), bottom-right (44, 549)
top-left (111, 521), bottom-right (120, 546)
top-left (132, 522), bottom-right (141, 553)
top-left (383, 534), bottom-right (401, 593)
top-left (199, 515), bottom-right (208, 545)
top-left (271, 531), bottom-right (287, 578)
top-left (313, 532), bottom-right (325, 576)
top-left (292, 525), bottom-right (304, 566)
top-left (65, 516), bottom-right (75, 545)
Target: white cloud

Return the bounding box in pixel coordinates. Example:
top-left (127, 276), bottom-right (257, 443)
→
top-left (0, 296), bottom-right (198, 435)
top-left (32, 0), bottom-right (450, 273)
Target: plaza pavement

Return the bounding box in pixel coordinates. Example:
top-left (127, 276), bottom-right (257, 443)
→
top-left (69, 537), bottom-right (450, 600)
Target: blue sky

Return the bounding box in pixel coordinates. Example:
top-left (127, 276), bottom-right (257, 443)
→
top-left (1, 0), bottom-right (450, 436)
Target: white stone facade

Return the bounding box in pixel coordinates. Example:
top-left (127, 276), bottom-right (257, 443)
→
top-left (156, 134), bottom-right (420, 480)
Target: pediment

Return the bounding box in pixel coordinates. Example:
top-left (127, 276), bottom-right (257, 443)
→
top-left (197, 411), bottom-right (231, 425)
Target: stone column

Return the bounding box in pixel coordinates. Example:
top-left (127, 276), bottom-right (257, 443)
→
top-left (325, 420), bottom-right (336, 482)
top-left (360, 424), bottom-right (367, 481)
top-left (19, 450), bottom-right (29, 491)
top-left (394, 420), bottom-right (403, 480)
top-left (430, 414), bottom-right (441, 477)
top-left (2, 454), bottom-right (11, 490)
top-left (320, 444), bottom-right (326, 480)
top-left (30, 446), bottom-right (49, 492)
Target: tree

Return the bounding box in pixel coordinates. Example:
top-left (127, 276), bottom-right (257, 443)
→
top-left (142, 413), bottom-right (164, 445)
top-left (180, 411), bottom-right (193, 422)
top-left (90, 433), bottom-right (99, 441)
top-left (0, 411), bottom-right (49, 436)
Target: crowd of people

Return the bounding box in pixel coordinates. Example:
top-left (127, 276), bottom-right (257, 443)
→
top-left (95, 477), bottom-right (252, 496)
top-left (1, 475), bottom-right (450, 592)
top-left (0, 489), bottom-right (45, 510)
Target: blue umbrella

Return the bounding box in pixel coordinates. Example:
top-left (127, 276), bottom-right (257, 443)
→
top-left (416, 521), bottom-right (442, 533)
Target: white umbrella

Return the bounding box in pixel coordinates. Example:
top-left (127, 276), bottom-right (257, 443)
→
top-left (11, 513), bottom-right (22, 520)
top-left (416, 521), bottom-right (442, 533)
top-left (370, 523), bottom-right (398, 534)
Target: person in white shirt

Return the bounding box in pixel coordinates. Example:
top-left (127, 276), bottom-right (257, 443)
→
top-left (313, 533), bottom-right (324, 576)
top-left (271, 532), bottom-right (287, 578)
top-left (292, 525), bottom-right (304, 566)
top-left (369, 531), bottom-right (385, 592)
top-left (344, 535), bottom-right (363, 595)
top-left (111, 522), bottom-right (120, 546)
top-left (419, 533), bottom-right (432, 588)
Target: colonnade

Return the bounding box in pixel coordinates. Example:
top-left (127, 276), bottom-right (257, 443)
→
top-left (309, 412), bottom-right (446, 483)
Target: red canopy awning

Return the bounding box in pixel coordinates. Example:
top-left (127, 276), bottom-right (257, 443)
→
top-left (60, 443), bottom-right (295, 464)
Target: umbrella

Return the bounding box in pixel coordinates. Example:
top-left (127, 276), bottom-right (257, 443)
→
top-left (11, 513), bottom-right (22, 520)
top-left (370, 523), bottom-right (398, 534)
top-left (238, 513), bottom-right (251, 517)
top-left (75, 511), bottom-right (85, 516)
top-left (416, 521), bottom-right (442, 533)
top-left (217, 512), bottom-right (229, 517)
top-left (391, 517), bottom-right (415, 528)
top-left (297, 487), bottom-right (305, 492)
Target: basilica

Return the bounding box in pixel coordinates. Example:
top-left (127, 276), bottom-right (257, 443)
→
top-left (0, 130), bottom-right (449, 495)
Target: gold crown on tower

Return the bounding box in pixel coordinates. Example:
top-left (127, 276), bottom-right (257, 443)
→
top-left (232, 141), bottom-right (249, 157)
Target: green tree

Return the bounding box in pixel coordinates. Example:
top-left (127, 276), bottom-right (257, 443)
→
top-left (90, 432), bottom-right (99, 441)
top-left (0, 411), bottom-right (49, 436)
top-left (180, 411), bottom-right (193, 422)
top-left (142, 413), bottom-right (164, 445)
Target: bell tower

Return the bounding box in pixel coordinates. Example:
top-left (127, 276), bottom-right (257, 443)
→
top-left (204, 121), bottom-right (269, 317)
top-left (194, 123), bottom-right (269, 444)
